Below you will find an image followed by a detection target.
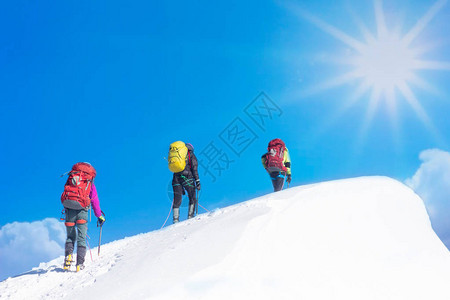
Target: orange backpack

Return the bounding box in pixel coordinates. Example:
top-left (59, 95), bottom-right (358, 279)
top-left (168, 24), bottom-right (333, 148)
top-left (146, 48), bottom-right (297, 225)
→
top-left (61, 162), bottom-right (96, 209)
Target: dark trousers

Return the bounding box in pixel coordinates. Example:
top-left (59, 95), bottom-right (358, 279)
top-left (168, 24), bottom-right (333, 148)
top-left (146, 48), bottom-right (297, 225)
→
top-left (64, 208), bottom-right (88, 265)
top-left (270, 171), bottom-right (285, 192)
top-left (172, 174), bottom-right (196, 208)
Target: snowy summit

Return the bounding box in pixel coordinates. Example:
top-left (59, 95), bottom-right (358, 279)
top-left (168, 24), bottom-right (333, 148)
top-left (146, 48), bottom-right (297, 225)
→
top-left (1, 176), bottom-right (450, 299)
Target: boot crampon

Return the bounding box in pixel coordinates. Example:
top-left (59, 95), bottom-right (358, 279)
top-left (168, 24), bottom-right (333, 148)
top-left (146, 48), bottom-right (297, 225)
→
top-left (63, 254), bottom-right (73, 270)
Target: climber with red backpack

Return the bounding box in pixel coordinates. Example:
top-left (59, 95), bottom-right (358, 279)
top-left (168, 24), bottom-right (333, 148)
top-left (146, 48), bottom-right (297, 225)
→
top-left (261, 138), bottom-right (291, 192)
top-left (168, 141), bottom-right (201, 223)
top-left (60, 162), bottom-right (105, 272)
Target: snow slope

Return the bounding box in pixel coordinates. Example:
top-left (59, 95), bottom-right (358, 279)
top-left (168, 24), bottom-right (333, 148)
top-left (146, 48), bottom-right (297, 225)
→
top-left (1, 176), bottom-right (450, 300)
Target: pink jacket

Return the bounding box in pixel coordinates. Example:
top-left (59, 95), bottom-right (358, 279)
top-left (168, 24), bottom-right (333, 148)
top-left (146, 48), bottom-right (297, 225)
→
top-left (90, 183), bottom-right (102, 218)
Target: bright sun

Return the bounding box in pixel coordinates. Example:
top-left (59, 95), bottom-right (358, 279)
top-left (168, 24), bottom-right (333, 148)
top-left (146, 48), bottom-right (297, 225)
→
top-left (294, 0), bottom-right (450, 141)
top-left (355, 35), bottom-right (415, 91)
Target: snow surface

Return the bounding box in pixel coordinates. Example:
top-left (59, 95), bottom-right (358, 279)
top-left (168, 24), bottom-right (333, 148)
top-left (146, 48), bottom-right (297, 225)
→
top-left (1, 176), bottom-right (450, 300)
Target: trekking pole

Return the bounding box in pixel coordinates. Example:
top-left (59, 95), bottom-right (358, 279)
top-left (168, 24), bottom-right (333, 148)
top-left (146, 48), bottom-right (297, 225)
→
top-left (195, 190), bottom-right (199, 217)
top-left (97, 211), bottom-right (105, 256)
top-left (98, 226), bottom-right (102, 256)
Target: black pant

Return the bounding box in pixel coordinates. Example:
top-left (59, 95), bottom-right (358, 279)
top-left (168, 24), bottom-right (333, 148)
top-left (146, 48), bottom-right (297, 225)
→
top-left (172, 174), bottom-right (197, 208)
top-left (269, 171), bottom-right (285, 192)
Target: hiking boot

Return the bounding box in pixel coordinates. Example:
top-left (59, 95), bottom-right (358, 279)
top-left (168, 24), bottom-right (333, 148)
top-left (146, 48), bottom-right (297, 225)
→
top-left (76, 264), bottom-right (85, 272)
top-left (173, 208), bottom-right (180, 224)
top-left (188, 204), bottom-right (195, 219)
top-left (63, 254), bottom-right (73, 270)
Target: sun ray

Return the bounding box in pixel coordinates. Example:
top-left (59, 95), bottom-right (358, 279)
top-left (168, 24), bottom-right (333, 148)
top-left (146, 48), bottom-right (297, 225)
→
top-left (385, 86), bottom-right (403, 153)
top-left (354, 87), bottom-right (382, 152)
top-left (351, 80), bottom-right (373, 105)
top-left (397, 82), bottom-right (433, 128)
top-left (346, 2), bottom-right (377, 44)
top-left (413, 60), bottom-right (450, 70)
top-left (385, 86), bottom-right (398, 126)
top-left (408, 74), bottom-right (440, 95)
top-left (301, 70), bottom-right (363, 97)
top-left (361, 88), bottom-right (382, 133)
top-left (397, 81), bottom-right (447, 146)
top-left (403, 0), bottom-right (448, 46)
top-left (357, 22), bottom-right (377, 45)
top-left (311, 79), bottom-right (373, 143)
top-left (411, 39), bottom-right (445, 57)
top-left (374, 0), bottom-right (388, 38)
top-left (292, 8), bottom-right (366, 52)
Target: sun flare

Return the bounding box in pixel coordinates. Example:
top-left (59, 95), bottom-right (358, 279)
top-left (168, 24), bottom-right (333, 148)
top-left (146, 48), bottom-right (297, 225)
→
top-left (294, 0), bottom-right (450, 141)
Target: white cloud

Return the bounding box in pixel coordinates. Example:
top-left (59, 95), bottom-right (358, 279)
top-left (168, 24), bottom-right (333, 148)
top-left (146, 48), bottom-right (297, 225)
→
top-left (0, 218), bottom-right (66, 281)
top-left (406, 149), bottom-right (450, 248)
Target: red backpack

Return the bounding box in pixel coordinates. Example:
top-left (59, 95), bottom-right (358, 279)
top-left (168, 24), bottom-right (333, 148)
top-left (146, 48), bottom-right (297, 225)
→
top-left (61, 162), bottom-right (96, 210)
top-left (265, 139), bottom-right (287, 173)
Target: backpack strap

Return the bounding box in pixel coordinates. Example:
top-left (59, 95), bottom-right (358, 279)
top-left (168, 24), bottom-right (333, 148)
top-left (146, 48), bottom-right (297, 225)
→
top-left (187, 150), bottom-right (192, 167)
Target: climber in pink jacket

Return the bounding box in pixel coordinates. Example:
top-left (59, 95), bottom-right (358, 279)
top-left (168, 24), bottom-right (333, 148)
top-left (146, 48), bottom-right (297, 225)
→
top-left (61, 162), bottom-right (105, 271)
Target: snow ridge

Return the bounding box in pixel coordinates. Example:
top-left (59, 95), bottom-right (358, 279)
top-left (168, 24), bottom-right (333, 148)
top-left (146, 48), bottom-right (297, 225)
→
top-left (1, 176), bottom-right (450, 300)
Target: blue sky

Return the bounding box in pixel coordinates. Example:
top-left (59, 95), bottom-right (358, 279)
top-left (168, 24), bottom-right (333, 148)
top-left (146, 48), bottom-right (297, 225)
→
top-left (1, 0), bottom-right (450, 280)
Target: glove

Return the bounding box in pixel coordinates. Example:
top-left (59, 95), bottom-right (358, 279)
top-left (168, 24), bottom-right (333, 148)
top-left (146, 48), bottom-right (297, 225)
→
top-left (97, 215), bottom-right (106, 226)
top-left (286, 174), bottom-right (292, 184)
top-left (195, 179), bottom-right (201, 191)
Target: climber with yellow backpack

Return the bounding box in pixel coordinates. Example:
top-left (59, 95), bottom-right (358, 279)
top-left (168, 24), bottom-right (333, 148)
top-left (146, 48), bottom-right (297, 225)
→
top-left (168, 141), bottom-right (201, 223)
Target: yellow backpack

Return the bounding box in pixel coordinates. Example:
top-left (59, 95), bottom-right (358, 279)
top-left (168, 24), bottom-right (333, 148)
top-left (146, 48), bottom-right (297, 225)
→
top-left (168, 141), bottom-right (188, 173)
